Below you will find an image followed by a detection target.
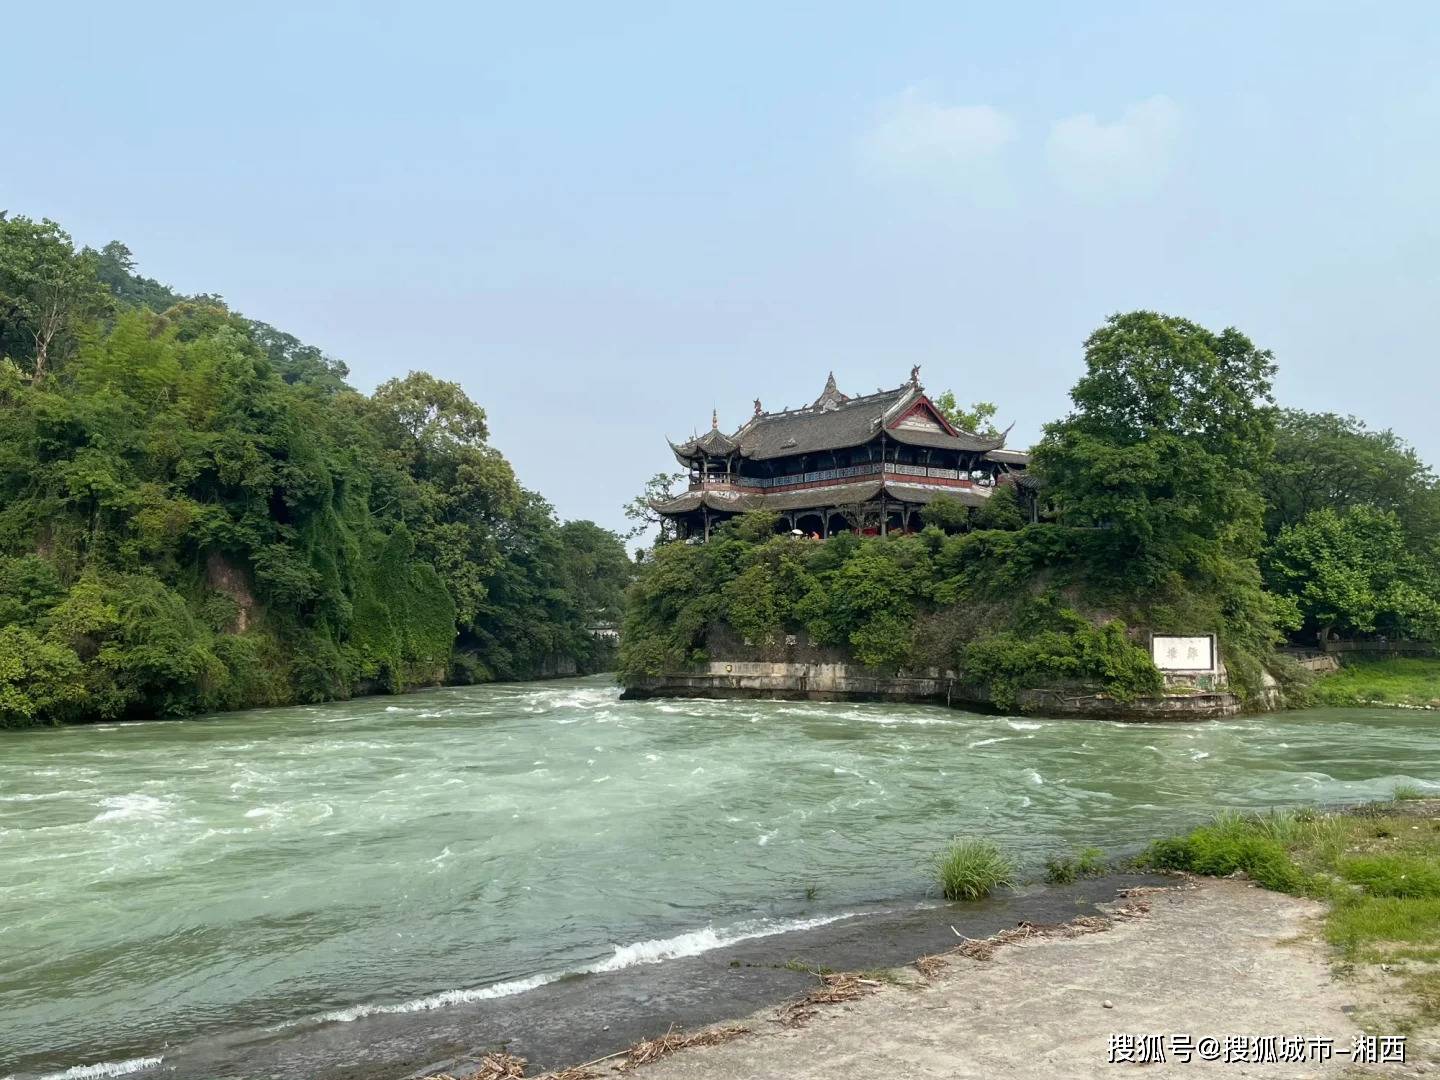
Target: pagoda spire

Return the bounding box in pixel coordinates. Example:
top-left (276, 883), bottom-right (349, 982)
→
top-left (711, 408), bottom-right (718, 429)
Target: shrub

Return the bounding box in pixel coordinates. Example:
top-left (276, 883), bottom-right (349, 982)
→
top-left (919, 495), bottom-right (972, 535)
top-left (962, 609), bottom-right (1161, 707)
top-left (1143, 821), bottom-right (1314, 895)
top-left (933, 837), bottom-right (1016, 901)
top-left (971, 483), bottom-right (1026, 531)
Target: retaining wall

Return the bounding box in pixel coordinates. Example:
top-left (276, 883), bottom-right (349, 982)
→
top-left (621, 661), bottom-right (1247, 721)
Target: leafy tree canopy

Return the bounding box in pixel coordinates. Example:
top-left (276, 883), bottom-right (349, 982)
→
top-left (0, 217), bottom-right (631, 726)
top-left (1265, 506), bottom-right (1440, 644)
top-left (1262, 409), bottom-right (1440, 543)
top-left (932, 391), bottom-right (1000, 437)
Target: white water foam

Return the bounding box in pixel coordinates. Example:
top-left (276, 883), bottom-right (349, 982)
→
top-left (92, 794), bottom-right (174, 824)
top-left (33, 1055), bottom-right (162, 1080)
top-left (305, 973), bottom-right (560, 1024)
top-left (585, 912), bottom-right (860, 973)
top-left (287, 911), bottom-right (863, 1028)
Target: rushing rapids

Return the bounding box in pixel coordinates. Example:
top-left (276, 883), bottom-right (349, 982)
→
top-left (2, 676), bottom-right (1437, 1078)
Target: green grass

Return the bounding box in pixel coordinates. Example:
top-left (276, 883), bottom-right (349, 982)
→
top-left (932, 838), bottom-right (1017, 901)
top-left (1314, 657), bottom-right (1440, 708)
top-left (1393, 783), bottom-right (1428, 801)
top-left (1141, 799), bottom-right (1440, 1034)
top-left (1043, 846), bottom-right (1108, 884)
top-left (1338, 854), bottom-right (1440, 898)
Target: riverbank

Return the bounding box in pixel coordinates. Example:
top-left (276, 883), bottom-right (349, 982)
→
top-left (413, 799), bottom-right (1440, 1080)
top-left (1315, 657), bottom-right (1440, 710)
top-left (569, 880), bottom-right (1365, 1080)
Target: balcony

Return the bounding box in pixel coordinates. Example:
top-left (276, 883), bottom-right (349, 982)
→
top-left (689, 461), bottom-right (988, 493)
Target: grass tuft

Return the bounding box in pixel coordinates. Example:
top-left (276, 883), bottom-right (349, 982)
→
top-left (1043, 846), bottom-right (1107, 884)
top-left (932, 837), bottom-right (1016, 901)
top-left (1392, 783), bottom-right (1427, 801)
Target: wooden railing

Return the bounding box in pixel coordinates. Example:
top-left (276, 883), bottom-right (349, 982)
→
top-left (690, 462), bottom-right (989, 492)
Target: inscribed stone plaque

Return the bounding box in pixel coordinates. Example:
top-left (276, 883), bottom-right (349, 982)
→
top-left (1151, 635), bottom-right (1215, 672)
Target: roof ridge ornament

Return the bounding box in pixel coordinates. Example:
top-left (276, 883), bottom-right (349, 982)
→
top-left (712, 408), bottom-right (718, 430)
top-left (812, 371), bottom-right (848, 412)
top-left (910, 364), bottom-right (921, 388)
top-left (753, 397), bottom-right (762, 416)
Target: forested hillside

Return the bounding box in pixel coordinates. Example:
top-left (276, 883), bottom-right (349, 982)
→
top-left (621, 312), bottom-right (1440, 707)
top-left (0, 214), bottom-right (632, 727)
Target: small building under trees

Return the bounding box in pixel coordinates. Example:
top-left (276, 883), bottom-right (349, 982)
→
top-left (653, 370), bottom-right (1031, 540)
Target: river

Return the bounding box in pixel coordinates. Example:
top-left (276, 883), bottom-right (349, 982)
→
top-left (2, 676), bottom-right (1436, 1078)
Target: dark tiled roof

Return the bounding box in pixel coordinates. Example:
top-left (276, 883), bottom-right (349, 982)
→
top-left (726, 381), bottom-right (1005, 461)
top-left (762, 481), bottom-right (883, 512)
top-left (889, 427), bottom-right (1006, 453)
top-left (884, 483), bottom-right (990, 507)
top-left (650, 489), bottom-right (762, 514)
top-left (984, 448), bottom-right (1030, 465)
top-left (669, 428), bottom-right (740, 459)
top-left (728, 387), bottom-right (910, 460)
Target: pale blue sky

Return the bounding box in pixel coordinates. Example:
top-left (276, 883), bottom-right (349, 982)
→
top-left (7, 2), bottom-right (1438, 533)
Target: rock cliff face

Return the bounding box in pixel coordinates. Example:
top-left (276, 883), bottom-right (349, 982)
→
top-left (205, 552), bottom-right (260, 633)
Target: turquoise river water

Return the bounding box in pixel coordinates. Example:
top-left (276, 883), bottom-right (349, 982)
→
top-left (2, 676), bottom-right (1437, 1078)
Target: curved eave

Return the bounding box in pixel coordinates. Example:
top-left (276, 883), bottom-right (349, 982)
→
top-left (652, 490), bottom-right (764, 514)
top-left (887, 427), bottom-right (1006, 453)
top-left (984, 447), bottom-right (1030, 466)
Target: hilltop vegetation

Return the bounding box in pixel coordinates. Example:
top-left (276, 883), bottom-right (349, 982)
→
top-left (621, 312), bottom-right (1440, 707)
top-left (0, 214), bottom-right (631, 727)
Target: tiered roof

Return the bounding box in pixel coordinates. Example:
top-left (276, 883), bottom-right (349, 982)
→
top-left (668, 373), bottom-right (1006, 465)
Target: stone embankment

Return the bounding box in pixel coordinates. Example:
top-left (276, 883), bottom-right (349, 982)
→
top-left (621, 661), bottom-right (1249, 720)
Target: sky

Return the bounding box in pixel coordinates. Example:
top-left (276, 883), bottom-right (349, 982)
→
top-left (6, 1), bottom-right (1439, 536)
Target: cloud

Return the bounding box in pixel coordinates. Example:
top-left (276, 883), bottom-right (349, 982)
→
top-left (1045, 95), bottom-right (1181, 197)
top-left (859, 89), bottom-right (1018, 182)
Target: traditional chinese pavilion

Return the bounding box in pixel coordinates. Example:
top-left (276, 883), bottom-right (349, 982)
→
top-left (653, 369), bottom-right (1030, 540)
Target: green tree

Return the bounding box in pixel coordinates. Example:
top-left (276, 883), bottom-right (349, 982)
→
top-left (920, 495), bottom-right (972, 534)
top-left (1265, 507), bottom-right (1440, 644)
top-left (1033, 311), bottom-right (1277, 580)
top-left (0, 217), bottom-right (634, 725)
top-left (0, 215), bottom-right (112, 381)
top-left (932, 391), bottom-right (1000, 436)
top-left (623, 471), bottom-right (686, 542)
top-left (1262, 409), bottom-right (1440, 543)
top-left (972, 484), bottom-right (1026, 530)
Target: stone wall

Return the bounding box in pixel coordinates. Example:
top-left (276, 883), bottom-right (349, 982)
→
top-left (622, 660), bottom-right (1248, 721)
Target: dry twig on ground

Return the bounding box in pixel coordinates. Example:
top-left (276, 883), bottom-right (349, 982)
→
top-left (773, 971), bottom-right (883, 1027)
top-left (423, 1050), bottom-right (528, 1080)
top-left (914, 953), bottom-right (949, 979)
top-left (614, 1024), bottom-right (750, 1071)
